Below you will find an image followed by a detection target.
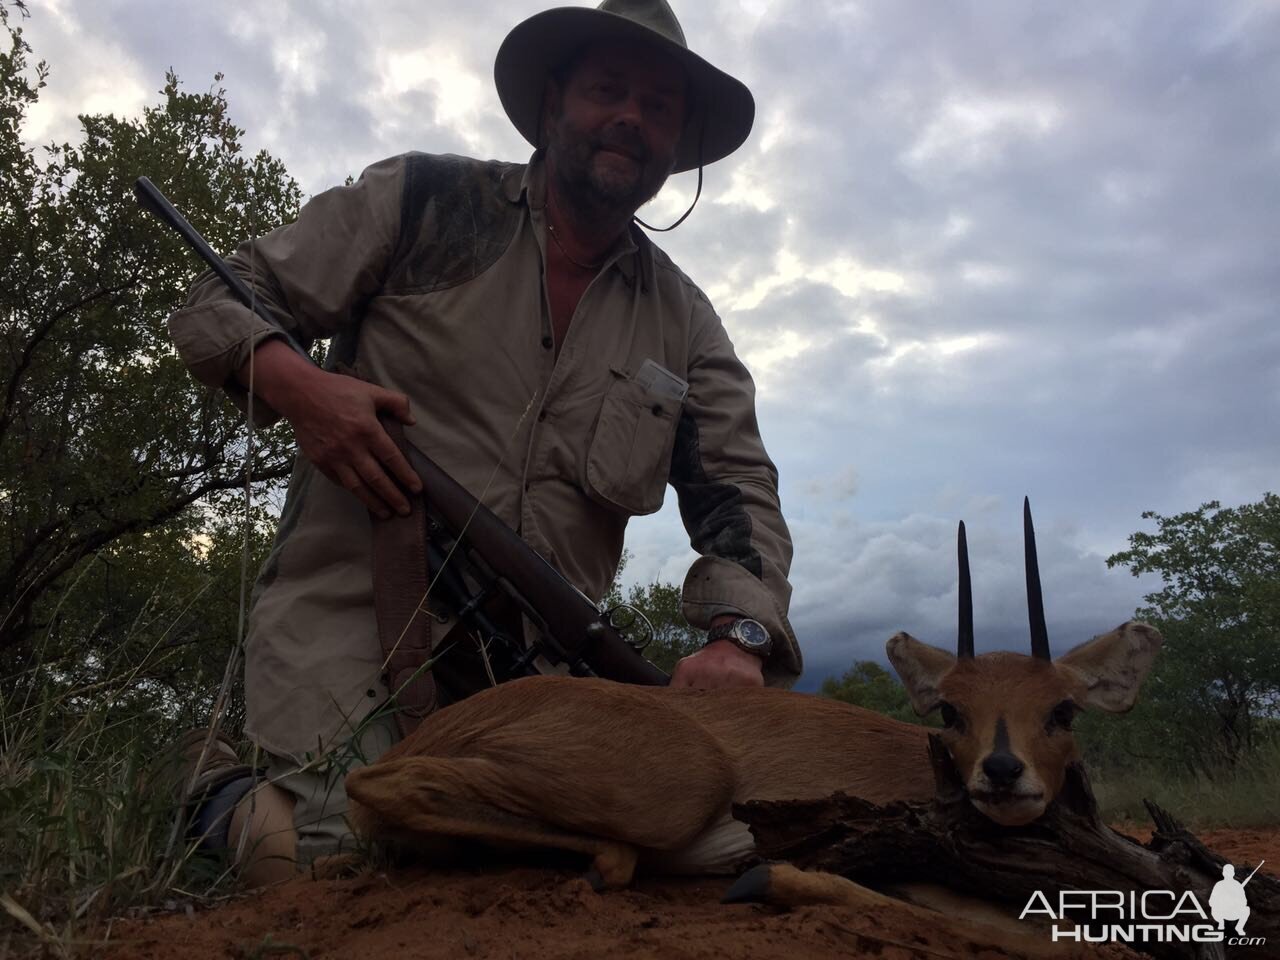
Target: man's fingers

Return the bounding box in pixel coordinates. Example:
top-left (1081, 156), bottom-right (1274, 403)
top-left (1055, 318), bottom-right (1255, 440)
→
top-left (726, 668), bottom-right (765, 688)
top-left (669, 647), bottom-right (765, 690)
top-left (369, 428), bottom-right (423, 495)
top-left (333, 464), bottom-right (392, 520)
top-left (373, 387), bottom-right (416, 426)
top-left (353, 454), bottom-right (411, 517)
top-left (292, 378), bottom-right (420, 515)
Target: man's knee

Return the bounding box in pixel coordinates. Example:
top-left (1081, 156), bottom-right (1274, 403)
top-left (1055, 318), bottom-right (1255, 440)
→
top-left (228, 781), bottom-right (298, 888)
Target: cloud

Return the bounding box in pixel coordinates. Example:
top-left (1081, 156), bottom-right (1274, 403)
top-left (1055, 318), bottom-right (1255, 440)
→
top-left (20, 0), bottom-right (1279, 689)
top-left (20, 1), bottom-right (150, 147)
top-left (624, 494), bottom-right (1157, 690)
top-left (902, 92), bottom-right (1064, 176)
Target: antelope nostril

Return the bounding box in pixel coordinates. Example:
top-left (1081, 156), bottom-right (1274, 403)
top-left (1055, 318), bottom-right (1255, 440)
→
top-left (982, 752), bottom-right (1025, 784)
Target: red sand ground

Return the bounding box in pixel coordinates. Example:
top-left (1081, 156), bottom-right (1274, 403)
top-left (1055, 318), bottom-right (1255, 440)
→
top-left (90, 828), bottom-right (1276, 960)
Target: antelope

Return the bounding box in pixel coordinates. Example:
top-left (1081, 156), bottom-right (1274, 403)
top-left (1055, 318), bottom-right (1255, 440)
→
top-left (345, 500), bottom-right (1163, 900)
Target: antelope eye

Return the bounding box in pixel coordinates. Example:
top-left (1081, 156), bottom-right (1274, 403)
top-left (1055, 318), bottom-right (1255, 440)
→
top-left (939, 702), bottom-right (965, 732)
top-left (1048, 700), bottom-right (1077, 731)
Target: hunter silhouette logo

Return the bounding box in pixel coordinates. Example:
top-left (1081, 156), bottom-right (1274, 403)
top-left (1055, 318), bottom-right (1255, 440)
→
top-left (1210, 861), bottom-right (1264, 936)
top-left (1020, 859), bottom-right (1268, 947)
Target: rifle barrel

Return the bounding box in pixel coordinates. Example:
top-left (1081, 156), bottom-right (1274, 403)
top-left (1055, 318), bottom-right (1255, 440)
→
top-left (136, 175), bottom-right (668, 689)
top-left (133, 177), bottom-right (311, 361)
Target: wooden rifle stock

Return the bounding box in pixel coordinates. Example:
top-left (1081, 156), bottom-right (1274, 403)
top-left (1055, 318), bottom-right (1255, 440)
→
top-left (402, 444), bottom-right (668, 686)
top-left (135, 175), bottom-right (669, 689)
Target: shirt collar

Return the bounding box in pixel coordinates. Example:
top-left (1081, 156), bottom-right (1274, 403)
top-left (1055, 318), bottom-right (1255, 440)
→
top-left (502, 151), bottom-right (540, 206)
top-left (506, 151), bottom-right (645, 288)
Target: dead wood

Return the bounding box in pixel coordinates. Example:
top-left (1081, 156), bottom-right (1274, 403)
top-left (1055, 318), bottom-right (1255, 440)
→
top-left (733, 735), bottom-right (1278, 960)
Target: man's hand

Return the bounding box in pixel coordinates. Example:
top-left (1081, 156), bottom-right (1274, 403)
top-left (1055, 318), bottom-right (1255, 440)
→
top-left (669, 636), bottom-right (765, 689)
top-left (239, 339), bottom-right (422, 519)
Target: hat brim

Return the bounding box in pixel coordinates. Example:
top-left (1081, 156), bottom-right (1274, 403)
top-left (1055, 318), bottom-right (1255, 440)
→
top-left (494, 6), bottom-right (754, 174)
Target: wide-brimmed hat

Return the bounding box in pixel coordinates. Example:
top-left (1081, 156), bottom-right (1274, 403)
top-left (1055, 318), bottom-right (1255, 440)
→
top-left (494, 0), bottom-right (755, 173)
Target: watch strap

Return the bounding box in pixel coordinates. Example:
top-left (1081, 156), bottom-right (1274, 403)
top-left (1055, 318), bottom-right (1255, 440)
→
top-left (706, 617), bottom-right (772, 658)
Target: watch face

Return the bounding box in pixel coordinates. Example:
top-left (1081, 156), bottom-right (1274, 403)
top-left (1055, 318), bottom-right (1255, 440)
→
top-left (737, 619), bottom-right (770, 650)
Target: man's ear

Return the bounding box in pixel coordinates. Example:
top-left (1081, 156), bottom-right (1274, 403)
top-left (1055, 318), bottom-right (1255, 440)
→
top-left (1056, 621), bottom-right (1164, 713)
top-left (886, 633), bottom-right (956, 716)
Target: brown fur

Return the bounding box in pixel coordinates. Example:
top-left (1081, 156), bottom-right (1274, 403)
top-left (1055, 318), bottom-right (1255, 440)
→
top-left (347, 679), bottom-right (937, 873)
top-left (346, 620), bottom-right (1162, 890)
top-left (889, 621), bottom-right (1163, 826)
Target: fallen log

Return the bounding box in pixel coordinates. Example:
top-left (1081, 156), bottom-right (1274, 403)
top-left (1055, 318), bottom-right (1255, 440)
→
top-left (733, 735), bottom-right (1277, 960)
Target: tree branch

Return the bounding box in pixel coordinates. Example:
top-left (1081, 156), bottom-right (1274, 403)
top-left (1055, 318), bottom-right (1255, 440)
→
top-left (0, 271), bottom-right (144, 443)
top-left (738, 741), bottom-right (1278, 960)
top-left (0, 458), bottom-right (292, 656)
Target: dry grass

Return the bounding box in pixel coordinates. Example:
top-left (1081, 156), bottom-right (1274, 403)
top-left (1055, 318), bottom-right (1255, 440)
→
top-left (1090, 735), bottom-right (1280, 830)
top-left (0, 675), bottom-right (234, 957)
top-left (3, 651), bottom-right (1277, 956)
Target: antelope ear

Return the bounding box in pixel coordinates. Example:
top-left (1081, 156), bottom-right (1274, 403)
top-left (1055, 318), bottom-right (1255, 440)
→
top-left (1056, 621), bottom-right (1164, 713)
top-left (886, 632), bottom-right (956, 716)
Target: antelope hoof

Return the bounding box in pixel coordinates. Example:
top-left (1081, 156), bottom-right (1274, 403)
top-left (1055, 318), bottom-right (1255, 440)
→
top-left (585, 841), bottom-right (639, 890)
top-left (723, 862), bottom-right (773, 904)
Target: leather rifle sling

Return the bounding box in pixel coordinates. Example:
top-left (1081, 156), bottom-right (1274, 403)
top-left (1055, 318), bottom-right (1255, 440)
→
top-left (370, 415), bottom-right (438, 737)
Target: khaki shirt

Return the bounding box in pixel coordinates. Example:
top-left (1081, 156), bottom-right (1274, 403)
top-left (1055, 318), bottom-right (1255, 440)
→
top-left (170, 152), bottom-right (800, 760)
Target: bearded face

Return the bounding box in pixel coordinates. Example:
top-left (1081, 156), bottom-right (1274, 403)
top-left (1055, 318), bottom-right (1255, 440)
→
top-left (543, 40), bottom-right (688, 220)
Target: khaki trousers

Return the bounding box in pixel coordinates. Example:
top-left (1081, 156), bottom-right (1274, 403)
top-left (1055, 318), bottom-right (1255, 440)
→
top-left (264, 707), bottom-right (400, 864)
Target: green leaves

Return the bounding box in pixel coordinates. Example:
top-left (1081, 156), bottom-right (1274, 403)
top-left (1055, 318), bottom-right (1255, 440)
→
top-left (0, 11), bottom-right (298, 927)
top-left (1092, 494), bottom-right (1280, 774)
top-left (0, 10), bottom-right (302, 667)
top-left (819, 660), bottom-right (941, 727)
top-left (603, 554), bottom-right (703, 672)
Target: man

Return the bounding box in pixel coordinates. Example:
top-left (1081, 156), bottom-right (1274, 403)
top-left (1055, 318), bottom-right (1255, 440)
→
top-left (169, 0), bottom-right (800, 886)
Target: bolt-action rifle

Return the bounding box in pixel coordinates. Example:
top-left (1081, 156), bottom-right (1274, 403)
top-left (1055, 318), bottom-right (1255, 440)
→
top-left (134, 176), bottom-right (668, 726)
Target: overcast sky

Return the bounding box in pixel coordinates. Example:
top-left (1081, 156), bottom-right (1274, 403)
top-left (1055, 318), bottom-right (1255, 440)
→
top-left (20, 0), bottom-right (1280, 688)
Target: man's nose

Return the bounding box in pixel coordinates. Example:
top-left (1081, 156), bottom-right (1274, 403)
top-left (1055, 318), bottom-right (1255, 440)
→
top-left (611, 92), bottom-right (644, 129)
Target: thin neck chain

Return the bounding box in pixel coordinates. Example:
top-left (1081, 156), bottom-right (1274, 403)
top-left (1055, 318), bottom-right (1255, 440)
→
top-left (546, 220), bottom-right (606, 272)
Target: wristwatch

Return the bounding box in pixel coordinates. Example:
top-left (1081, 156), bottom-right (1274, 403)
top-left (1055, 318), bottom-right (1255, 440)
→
top-left (705, 617), bottom-right (773, 659)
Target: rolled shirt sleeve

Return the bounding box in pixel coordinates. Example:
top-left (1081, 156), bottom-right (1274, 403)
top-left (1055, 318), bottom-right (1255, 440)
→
top-left (672, 298), bottom-right (802, 687)
top-left (167, 156), bottom-right (405, 425)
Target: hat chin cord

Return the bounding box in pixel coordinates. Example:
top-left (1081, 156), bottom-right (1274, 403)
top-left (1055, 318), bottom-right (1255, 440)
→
top-left (634, 123), bottom-right (705, 232)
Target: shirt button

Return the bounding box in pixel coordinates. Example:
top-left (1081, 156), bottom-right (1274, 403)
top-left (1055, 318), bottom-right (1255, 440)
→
top-left (541, 335), bottom-right (553, 349)
top-left (537, 410), bottom-right (547, 422)
top-left (651, 404), bottom-right (663, 416)
top-left (524, 481), bottom-right (531, 492)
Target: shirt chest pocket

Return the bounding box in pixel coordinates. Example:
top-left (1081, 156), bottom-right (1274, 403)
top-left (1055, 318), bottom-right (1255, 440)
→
top-left (584, 367), bottom-right (683, 516)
